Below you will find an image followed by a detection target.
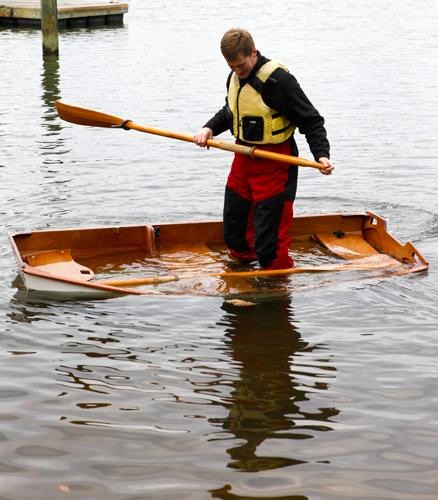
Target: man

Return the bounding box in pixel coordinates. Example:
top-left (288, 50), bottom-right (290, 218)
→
top-left (194, 28), bottom-right (334, 270)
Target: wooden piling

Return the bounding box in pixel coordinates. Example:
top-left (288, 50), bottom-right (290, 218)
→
top-left (40, 0), bottom-right (59, 55)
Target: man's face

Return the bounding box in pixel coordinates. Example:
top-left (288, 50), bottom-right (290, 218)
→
top-left (226, 48), bottom-right (258, 79)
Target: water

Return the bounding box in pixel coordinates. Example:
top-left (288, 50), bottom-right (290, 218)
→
top-left (1, 0), bottom-right (438, 498)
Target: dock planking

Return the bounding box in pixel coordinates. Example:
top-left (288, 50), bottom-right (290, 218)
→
top-left (0, 0), bottom-right (129, 28)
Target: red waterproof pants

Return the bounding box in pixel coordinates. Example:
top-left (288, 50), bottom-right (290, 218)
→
top-left (223, 142), bottom-right (296, 270)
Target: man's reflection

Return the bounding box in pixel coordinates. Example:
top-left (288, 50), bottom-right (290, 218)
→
top-left (212, 296), bottom-right (338, 473)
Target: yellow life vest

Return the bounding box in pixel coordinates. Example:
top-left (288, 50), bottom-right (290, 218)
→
top-left (227, 60), bottom-right (296, 144)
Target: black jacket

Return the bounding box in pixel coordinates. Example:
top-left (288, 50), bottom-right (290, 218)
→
top-left (204, 53), bottom-right (330, 160)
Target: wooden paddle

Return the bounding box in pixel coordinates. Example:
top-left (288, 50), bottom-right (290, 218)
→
top-left (55, 100), bottom-right (325, 170)
top-left (97, 258), bottom-right (401, 288)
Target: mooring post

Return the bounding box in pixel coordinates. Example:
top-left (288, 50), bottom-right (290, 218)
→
top-left (40, 0), bottom-right (59, 55)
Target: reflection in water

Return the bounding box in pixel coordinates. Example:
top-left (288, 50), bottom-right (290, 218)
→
top-left (41, 55), bottom-right (61, 128)
top-left (6, 291), bottom-right (339, 498)
top-left (7, 280), bottom-right (59, 324)
top-left (41, 55), bottom-right (62, 135)
top-left (40, 54), bottom-right (68, 167)
top-left (212, 483), bottom-right (307, 500)
top-left (211, 296), bottom-right (338, 477)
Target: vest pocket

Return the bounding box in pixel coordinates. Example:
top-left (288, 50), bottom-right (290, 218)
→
top-left (242, 116), bottom-right (264, 141)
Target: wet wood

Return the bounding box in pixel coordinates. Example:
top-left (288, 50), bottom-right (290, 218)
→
top-left (0, 0), bottom-right (128, 28)
top-left (41, 0), bottom-right (58, 55)
top-left (25, 249), bottom-right (95, 280)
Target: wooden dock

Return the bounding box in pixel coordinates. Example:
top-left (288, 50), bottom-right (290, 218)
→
top-left (0, 0), bottom-right (129, 28)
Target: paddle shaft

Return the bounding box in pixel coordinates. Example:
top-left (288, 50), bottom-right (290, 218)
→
top-left (97, 260), bottom-right (399, 288)
top-left (55, 101), bottom-right (325, 170)
top-left (129, 122), bottom-right (323, 169)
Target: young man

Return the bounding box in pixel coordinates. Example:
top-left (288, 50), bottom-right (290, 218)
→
top-left (194, 28), bottom-right (334, 270)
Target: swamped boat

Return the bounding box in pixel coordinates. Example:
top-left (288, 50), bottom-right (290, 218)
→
top-left (8, 211), bottom-right (428, 299)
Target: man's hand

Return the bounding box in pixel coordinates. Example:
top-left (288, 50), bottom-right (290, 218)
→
top-left (193, 127), bottom-right (213, 147)
top-left (318, 157), bottom-right (334, 175)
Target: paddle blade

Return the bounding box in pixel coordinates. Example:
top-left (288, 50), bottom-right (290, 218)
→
top-left (55, 100), bottom-right (126, 128)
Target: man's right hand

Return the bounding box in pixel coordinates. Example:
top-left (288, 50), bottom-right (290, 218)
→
top-left (193, 127), bottom-right (213, 147)
top-left (318, 157), bottom-right (335, 175)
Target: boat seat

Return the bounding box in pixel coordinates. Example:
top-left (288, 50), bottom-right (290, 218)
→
top-left (314, 232), bottom-right (381, 260)
top-left (24, 250), bottom-right (94, 281)
top-left (314, 232), bottom-right (401, 270)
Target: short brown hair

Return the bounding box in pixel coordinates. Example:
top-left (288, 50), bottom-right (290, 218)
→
top-left (220, 28), bottom-right (255, 61)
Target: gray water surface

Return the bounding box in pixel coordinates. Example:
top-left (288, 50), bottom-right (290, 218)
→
top-left (1, 1), bottom-right (438, 498)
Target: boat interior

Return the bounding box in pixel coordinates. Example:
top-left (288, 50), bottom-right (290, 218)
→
top-left (9, 212), bottom-right (428, 296)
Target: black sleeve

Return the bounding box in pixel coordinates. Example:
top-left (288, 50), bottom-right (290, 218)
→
top-left (203, 100), bottom-right (232, 137)
top-left (202, 72), bottom-right (233, 137)
top-left (263, 68), bottom-right (330, 160)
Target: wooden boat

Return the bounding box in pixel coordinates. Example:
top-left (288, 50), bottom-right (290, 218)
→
top-left (8, 211), bottom-right (428, 299)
